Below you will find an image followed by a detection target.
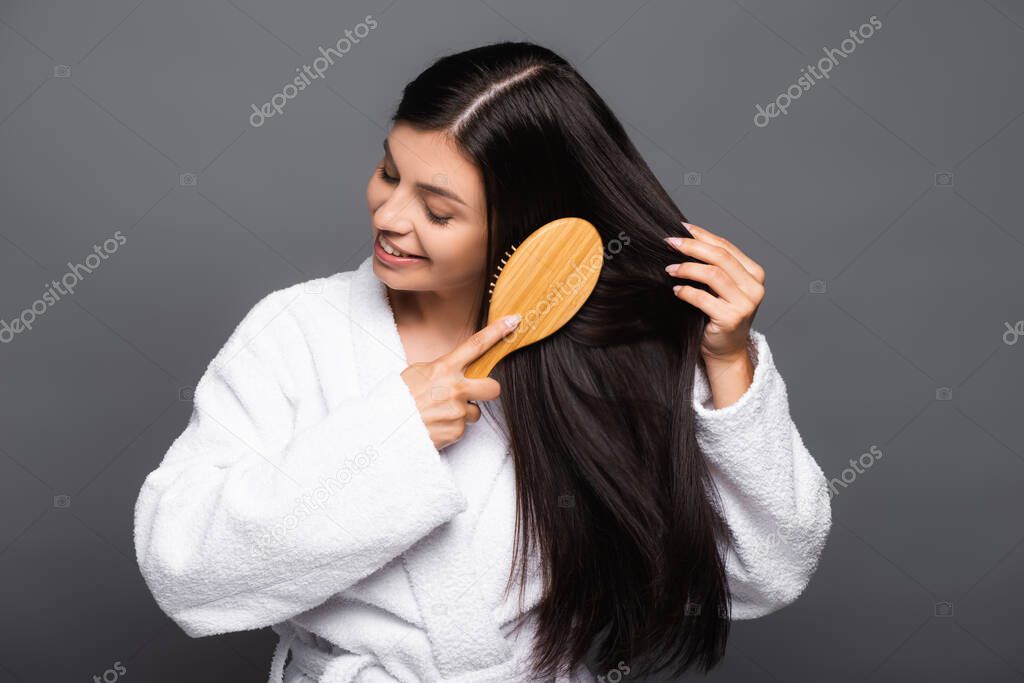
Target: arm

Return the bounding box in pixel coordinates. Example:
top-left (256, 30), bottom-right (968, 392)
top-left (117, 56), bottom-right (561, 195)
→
top-left (693, 329), bottom-right (832, 619)
top-left (133, 288), bottom-right (466, 638)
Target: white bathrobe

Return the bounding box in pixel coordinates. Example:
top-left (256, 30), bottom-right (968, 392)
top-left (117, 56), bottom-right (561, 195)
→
top-left (133, 255), bottom-right (832, 683)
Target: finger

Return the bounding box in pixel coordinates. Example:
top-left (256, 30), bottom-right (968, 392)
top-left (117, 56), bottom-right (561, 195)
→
top-left (438, 422), bottom-right (465, 450)
top-left (673, 284), bottom-right (731, 320)
top-left (667, 261), bottom-right (750, 307)
top-left (465, 402), bottom-right (482, 423)
top-left (666, 236), bottom-right (762, 302)
top-left (460, 377), bottom-right (502, 402)
top-left (444, 315), bottom-right (521, 370)
top-left (681, 222), bottom-right (765, 284)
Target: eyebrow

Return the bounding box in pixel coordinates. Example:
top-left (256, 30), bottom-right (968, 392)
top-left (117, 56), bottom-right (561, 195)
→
top-left (382, 139), bottom-right (468, 206)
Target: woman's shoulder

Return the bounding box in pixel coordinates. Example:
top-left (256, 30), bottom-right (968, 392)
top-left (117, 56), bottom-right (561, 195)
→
top-left (189, 263), bottom-right (371, 418)
top-left (211, 264), bottom-right (364, 371)
top-left (244, 267), bottom-right (359, 327)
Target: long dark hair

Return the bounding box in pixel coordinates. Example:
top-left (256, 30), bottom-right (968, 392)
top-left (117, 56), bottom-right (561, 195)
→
top-left (392, 41), bottom-right (734, 679)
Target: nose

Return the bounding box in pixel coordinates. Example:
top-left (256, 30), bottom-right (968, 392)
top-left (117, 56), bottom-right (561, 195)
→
top-left (372, 189), bottom-right (417, 236)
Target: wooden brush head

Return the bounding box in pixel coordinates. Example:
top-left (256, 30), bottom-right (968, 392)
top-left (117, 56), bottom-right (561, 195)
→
top-left (464, 217), bottom-right (604, 379)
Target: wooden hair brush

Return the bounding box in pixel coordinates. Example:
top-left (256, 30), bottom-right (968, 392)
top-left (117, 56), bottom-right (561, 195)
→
top-left (464, 217), bottom-right (604, 379)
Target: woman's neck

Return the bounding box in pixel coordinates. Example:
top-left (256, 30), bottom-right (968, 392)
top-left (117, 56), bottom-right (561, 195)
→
top-left (387, 283), bottom-right (482, 349)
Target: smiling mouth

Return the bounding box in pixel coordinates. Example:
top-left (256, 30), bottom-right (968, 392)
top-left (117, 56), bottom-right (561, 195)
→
top-left (377, 234), bottom-right (425, 259)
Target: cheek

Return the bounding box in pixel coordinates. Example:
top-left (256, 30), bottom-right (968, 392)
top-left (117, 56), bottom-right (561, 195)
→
top-left (366, 179), bottom-right (386, 210)
top-left (442, 234), bottom-right (488, 281)
top-left (412, 233), bottom-right (483, 282)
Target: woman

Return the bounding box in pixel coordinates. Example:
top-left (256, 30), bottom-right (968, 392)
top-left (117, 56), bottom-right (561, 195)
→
top-left (133, 41), bottom-right (832, 682)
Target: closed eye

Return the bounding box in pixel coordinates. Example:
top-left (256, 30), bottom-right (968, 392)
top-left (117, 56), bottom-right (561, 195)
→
top-left (377, 165), bottom-right (452, 227)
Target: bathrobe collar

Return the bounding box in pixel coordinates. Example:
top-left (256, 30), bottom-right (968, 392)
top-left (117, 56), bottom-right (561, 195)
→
top-left (347, 255), bottom-right (415, 389)
top-left (347, 255), bottom-right (517, 678)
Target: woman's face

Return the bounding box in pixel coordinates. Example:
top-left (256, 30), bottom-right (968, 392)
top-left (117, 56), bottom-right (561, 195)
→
top-left (366, 122), bottom-right (489, 293)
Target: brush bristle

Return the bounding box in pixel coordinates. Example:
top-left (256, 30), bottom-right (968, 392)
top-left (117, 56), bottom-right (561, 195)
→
top-left (487, 244), bottom-right (522, 302)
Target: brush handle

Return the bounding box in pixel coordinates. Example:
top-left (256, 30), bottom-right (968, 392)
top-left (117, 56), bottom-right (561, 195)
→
top-left (464, 337), bottom-right (516, 379)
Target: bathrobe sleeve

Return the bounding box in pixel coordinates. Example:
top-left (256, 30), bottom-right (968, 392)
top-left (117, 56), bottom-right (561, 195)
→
top-left (692, 329), bottom-right (832, 619)
top-left (133, 288), bottom-right (468, 638)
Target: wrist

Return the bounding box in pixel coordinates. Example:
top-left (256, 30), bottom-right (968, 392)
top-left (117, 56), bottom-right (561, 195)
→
top-left (700, 346), bottom-right (755, 410)
top-left (701, 348), bottom-right (750, 370)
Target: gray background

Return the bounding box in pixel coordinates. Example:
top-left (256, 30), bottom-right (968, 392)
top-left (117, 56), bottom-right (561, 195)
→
top-left (1, 0), bottom-right (1022, 681)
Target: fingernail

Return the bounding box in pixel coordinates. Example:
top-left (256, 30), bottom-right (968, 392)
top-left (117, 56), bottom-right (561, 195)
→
top-left (664, 236), bottom-right (685, 249)
top-left (504, 314), bottom-right (521, 329)
top-left (665, 263), bottom-right (678, 274)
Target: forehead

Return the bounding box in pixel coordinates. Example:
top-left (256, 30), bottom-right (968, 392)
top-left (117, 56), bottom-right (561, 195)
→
top-left (385, 123), bottom-right (484, 206)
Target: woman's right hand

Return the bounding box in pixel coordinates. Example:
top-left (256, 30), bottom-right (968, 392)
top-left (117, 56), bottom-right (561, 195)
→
top-left (401, 314), bottom-right (521, 450)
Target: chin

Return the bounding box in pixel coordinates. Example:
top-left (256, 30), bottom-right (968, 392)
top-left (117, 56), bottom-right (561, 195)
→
top-left (372, 260), bottom-right (424, 290)
top-left (371, 259), bottom-right (395, 285)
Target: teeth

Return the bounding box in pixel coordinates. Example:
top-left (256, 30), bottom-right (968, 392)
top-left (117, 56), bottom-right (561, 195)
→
top-left (379, 235), bottom-right (409, 257)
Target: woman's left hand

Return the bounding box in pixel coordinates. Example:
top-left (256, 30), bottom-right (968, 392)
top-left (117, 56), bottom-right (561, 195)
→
top-left (664, 221), bottom-right (765, 364)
